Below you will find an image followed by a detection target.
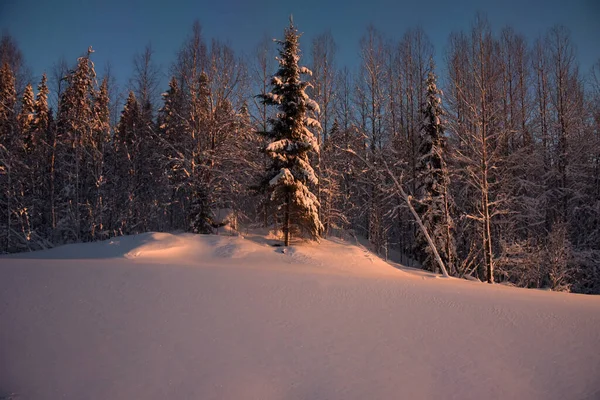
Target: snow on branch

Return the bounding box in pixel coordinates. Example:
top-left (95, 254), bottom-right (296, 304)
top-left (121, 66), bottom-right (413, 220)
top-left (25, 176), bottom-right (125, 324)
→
top-left (266, 139), bottom-right (291, 153)
top-left (269, 168), bottom-right (294, 187)
top-left (299, 66), bottom-right (313, 76)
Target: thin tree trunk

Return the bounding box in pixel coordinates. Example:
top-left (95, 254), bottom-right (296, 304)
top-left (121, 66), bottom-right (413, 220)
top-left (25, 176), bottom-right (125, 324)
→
top-left (383, 161), bottom-right (450, 278)
top-left (6, 165), bottom-right (11, 252)
top-left (443, 183), bottom-right (453, 275)
top-left (284, 190), bottom-right (290, 246)
top-left (397, 184), bottom-right (449, 277)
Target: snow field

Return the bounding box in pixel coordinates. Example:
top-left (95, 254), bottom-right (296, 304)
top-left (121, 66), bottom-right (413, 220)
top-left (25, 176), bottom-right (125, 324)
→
top-left (1, 232), bottom-right (599, 399)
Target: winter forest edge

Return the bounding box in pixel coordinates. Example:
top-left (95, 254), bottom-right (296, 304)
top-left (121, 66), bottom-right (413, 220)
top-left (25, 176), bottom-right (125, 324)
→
top-left (1, 15), bottom-right (600, 294)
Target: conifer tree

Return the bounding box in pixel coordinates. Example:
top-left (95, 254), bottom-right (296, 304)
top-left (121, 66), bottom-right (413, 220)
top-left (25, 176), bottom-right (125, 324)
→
top-left (16, 83), bottom-right (36, 244)
top-left (114, 91), bottom-right (141, 233)
top-left (185, 71), bottom-right (214, 232)
top-left (89, 77), bottom-right (110, 239)
top-left (138, 97), bottom-right (162, 232)
top-left (93, 78), bottom-right (110, 144)
top-left (260, 17), bottom-right (323, 245)
top-left (33, 74), bottom-right (49, 135)
top-left (56, 47), bottom-right (98, 242)
top-left (158, 76), bottom-right (188, 229)
top-left (114, 89), bottom-right (161, 234)
top-left (158, 77), bottom-right (183, 142)
top-left (189, 178), bottom-right (213, 234)
top-left (414, 66), bottom-right (456, 274)
top-left (18, 83), bottom-right (35, 151)
top-left (32, 73), bottom-right (52, 238)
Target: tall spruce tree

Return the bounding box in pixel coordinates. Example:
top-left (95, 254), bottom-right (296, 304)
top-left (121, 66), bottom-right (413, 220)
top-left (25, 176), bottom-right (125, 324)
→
top-left (260, 17), bottom-right (323, 246)
top-left (33, 73), bottom-right (53, 239)
top-left (33, 74), bottom-right (50, 135)
top-left (157, 76), bottom-right (189, 229)
top-left (55, 47), bottom-right (98, 242)
top-left (89, 76), bottom-right (110, 239)
top-left (18, 83), bottom-right (35, 151)
top-left (114, 91), bottom-right (141, 234)
top-left (16, 83), bottom-right (36, 245)
top-left (414, 66), bottom-right (456, 274)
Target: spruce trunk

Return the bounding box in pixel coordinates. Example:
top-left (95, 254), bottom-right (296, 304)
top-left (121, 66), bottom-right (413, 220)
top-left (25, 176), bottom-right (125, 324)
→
top-left (284, 191), bottom-right (291, 246)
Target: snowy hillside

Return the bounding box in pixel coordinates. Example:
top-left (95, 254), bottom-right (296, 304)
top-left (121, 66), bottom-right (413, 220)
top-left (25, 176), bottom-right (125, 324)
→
top-left (1, 232), bottom-right (599, 400)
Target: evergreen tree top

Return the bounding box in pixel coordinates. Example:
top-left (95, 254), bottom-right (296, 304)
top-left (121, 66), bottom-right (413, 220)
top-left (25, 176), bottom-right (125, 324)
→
top-left (93, 77), bottom-right (110, 134)
top-left (21, 83), bottom-right (34, 108)
top-left (36, 74), bottom-right (48, 99)
top-left (33, 74), bottom-right (50, 133)
top-left (261, 20), bottom-right (320, 148)
top-left (162, 77), bottom-right (180, 99)
top-left (18, 82), bottom-right (35, 135)
top-left (120, 91), bottom-right (141, 123)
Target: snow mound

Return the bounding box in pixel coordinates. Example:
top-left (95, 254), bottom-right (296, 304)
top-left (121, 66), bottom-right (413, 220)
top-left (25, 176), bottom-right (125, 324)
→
top-left (124, 233), bottom-right (188, 258)
top-left (122, 234), bottom-right (263, 263)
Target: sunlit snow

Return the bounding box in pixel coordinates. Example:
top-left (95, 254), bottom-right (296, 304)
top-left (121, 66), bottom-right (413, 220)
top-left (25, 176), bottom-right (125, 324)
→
top-left (1, 232), bottom-right (599, 399)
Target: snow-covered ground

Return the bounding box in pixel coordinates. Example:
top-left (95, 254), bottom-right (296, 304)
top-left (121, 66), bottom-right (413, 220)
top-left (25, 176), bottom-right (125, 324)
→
top-left (1, 232), bottom-right (599, 400)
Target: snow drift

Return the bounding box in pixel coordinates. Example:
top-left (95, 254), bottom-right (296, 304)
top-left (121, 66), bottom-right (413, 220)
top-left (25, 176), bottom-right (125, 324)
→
top-left (1, 232), bottom-right (599, 399)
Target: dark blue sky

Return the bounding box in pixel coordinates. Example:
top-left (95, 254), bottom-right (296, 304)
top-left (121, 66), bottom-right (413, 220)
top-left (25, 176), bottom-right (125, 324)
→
top-left (1, 0), bottom-right (599, 92)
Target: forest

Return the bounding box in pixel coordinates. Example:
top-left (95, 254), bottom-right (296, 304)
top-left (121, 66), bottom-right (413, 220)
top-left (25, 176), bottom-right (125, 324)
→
top-left (1, 14), bottom-right (599, 293)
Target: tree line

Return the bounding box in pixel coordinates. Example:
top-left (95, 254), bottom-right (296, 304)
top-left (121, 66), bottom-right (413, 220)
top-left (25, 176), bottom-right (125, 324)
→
top-left (1, 14), bottom-right (599, 293)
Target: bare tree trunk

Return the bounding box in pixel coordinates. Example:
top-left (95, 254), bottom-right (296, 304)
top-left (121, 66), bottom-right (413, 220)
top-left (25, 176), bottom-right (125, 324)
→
top-left (406, 192), bottom-right (450, 278)
top-left (384, 162), bottom-right (450, 278)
